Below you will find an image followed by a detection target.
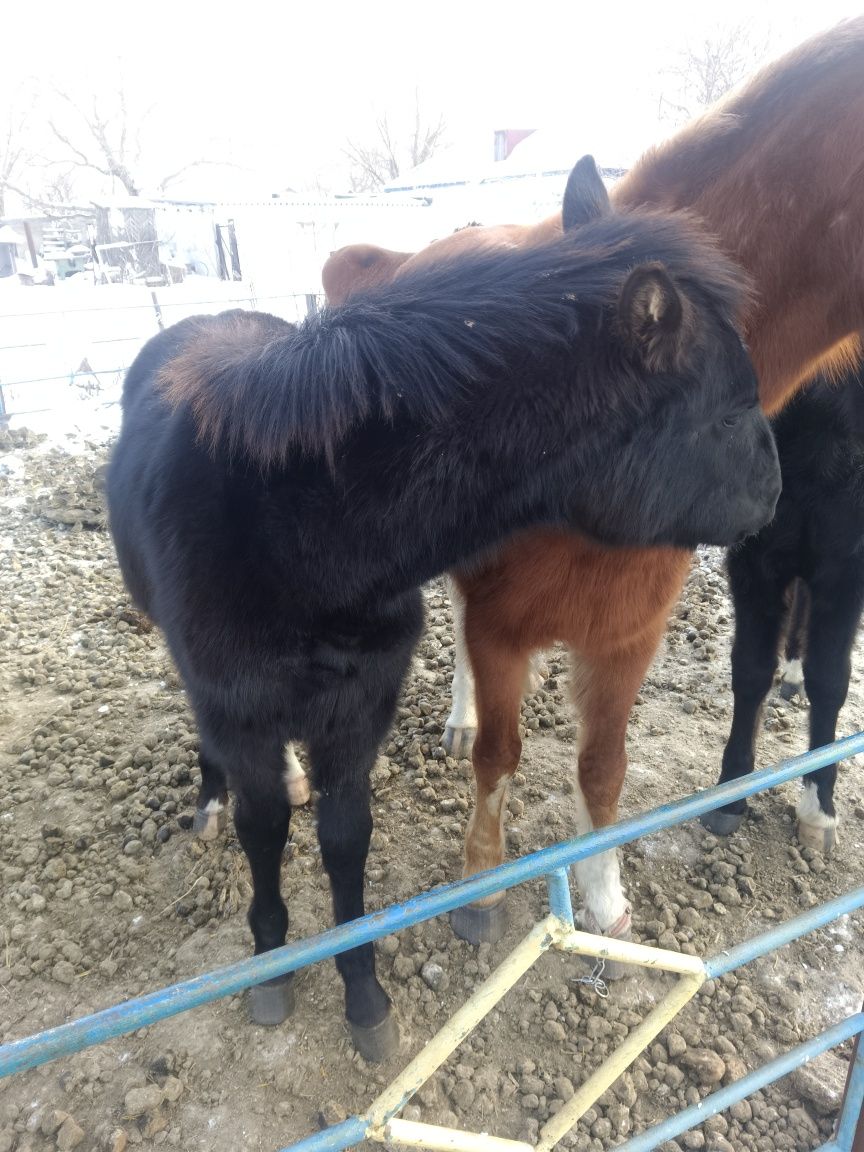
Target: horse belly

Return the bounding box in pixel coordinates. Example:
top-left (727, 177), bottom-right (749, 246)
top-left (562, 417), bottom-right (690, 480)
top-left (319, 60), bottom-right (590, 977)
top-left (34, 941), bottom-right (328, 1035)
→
top-left (458, 531), bottom-right (692, 655)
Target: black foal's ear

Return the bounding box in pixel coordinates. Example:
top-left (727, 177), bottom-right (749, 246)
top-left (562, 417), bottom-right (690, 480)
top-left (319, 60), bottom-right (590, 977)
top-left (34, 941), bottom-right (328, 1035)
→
top-left (562, 155), bottom-right (612, 230)
top-left (618, 262), bottom-right (687, 372)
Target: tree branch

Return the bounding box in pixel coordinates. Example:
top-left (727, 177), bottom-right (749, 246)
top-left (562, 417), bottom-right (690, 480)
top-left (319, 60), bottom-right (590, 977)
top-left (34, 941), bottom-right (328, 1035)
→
top-left (47, 119), bottom-right (111, 175)
top-left (156, 159), bottom-right (241, 193)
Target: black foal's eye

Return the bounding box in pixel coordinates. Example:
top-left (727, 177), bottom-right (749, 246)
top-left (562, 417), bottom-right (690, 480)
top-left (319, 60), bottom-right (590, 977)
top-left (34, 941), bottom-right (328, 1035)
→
top-left (723, 414), bottom-right (739, 428)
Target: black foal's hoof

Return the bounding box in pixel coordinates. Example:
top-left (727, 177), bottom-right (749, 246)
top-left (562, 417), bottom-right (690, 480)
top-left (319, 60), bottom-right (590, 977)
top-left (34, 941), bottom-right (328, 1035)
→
top-left (191, 804), bottom-right (227, 842)
top-left (779, 680), bottom-right (804, 702)
top-left (248, 975), bottom-right (296, 1026)
top-left (350, 1010), bottom-right (400, 1063)
top-left (700, 807), bottom-right (746, 837)
top-left (450, 899), bottom-right (508, 945)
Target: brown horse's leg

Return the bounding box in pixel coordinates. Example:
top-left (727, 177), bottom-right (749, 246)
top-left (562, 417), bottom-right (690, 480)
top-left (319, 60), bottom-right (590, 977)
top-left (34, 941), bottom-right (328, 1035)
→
top-left (451, 629), bottom-right (530, 945)
top-left (443, 573), bottom-right (549, 758)
top-left (569, 628), bottom-right (664, 973)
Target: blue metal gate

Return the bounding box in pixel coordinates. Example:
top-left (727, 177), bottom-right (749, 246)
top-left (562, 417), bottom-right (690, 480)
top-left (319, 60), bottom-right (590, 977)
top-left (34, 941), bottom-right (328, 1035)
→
top-left (2, 735), bottom-right (862, 1152)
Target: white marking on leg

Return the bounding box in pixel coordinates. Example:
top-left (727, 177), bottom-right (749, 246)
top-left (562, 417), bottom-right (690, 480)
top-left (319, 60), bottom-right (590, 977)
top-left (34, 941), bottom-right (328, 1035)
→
top-left (197, 797), bottom-right (225, 841)
top-left (444, 577), bottom-right (477, 755)
top-left (485, 778), bottom-right (508, 821)
top-left (571, 780), bottom-right (630, 935)
top-left (781, 658), bottom-right (804, 689)
top-left (797, 780), bottom-right (837, 832)
top-left (284, 743), bottom-right (310, 806)
top-left (465, 778), bottom-right (509, 905)
top-left (524, 652), bottom-right (550, 695)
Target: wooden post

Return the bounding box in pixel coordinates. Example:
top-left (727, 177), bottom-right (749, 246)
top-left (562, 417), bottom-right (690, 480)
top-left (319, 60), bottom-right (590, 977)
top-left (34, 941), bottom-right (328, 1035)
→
top-left (215, 225), bottom-right (229, 280)
top-left (22, 221), bottom-right (38, 269)
top-left (227, 219), bottom-right (241, 281)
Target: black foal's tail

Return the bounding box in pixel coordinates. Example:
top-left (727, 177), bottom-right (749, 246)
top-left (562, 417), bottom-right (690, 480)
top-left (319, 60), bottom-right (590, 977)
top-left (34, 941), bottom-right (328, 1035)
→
top-left (156, 213), bottom-right (743, 467)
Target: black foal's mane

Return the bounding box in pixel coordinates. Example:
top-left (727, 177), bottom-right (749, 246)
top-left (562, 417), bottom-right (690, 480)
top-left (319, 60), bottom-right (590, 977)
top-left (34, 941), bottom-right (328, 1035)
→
top-left (158, 212), bottom-right (747, 468)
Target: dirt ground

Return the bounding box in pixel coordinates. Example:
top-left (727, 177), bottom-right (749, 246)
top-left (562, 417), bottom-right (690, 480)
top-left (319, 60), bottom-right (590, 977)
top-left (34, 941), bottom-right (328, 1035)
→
top-left (1, 428), bottom-right (862, 1152)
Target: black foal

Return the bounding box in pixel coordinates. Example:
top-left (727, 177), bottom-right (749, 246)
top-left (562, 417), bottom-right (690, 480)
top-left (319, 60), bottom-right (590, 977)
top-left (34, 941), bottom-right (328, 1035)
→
top-left (703, 354), bottom-right (864, 852)
top-left (107, 161), bottom-right (780, 1059)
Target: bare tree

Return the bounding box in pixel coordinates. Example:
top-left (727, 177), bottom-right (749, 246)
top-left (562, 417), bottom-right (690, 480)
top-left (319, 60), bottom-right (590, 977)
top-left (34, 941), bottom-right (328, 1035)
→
top-left (659, 25), bottom-right (772, 125)
top-left (0, 84), bottom-right (37, 216)
top-left (45, 86), bottom-right (147, 196)
top-left (344, 91), bottom-right (447, 192)
top-left (41, 84), bottom-right (232, 199)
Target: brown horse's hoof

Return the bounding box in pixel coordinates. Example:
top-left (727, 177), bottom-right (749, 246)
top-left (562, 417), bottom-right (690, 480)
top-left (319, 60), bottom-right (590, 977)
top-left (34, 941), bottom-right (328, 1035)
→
top-left (450, 898), bottom-right (508, 945)
top-left (579, 908), bottom-right (633, 981)
top-left (248, 975), bottom-right (296, 1026)
top-left (350, 1010), bottom-right (400, 1063)
top-left (192, 803), bottom-right (227, 841)
top-left (699, 807), bottom-right (746, 837)
top-left (442, 723), bottom-right (476, 759)
top-left (797, 819), bottom-right (836, 856)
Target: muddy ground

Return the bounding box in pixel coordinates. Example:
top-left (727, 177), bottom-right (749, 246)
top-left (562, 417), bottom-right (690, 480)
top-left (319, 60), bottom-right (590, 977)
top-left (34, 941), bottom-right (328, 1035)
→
top-left (0, 428), bottom-right (862, 1152)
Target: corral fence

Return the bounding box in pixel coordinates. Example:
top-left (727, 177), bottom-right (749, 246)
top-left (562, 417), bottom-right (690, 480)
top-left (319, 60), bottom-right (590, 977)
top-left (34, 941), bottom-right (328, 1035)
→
top-left (0, 285), bottom-right (324, 426)
top-left (2, 293), bottom-right (862, 1149)
top-left (0, 735), bottom-right (862, 1152)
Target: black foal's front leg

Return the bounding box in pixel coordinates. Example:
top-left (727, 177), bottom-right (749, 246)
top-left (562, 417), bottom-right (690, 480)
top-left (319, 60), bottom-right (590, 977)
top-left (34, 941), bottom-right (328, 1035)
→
top-left (796, 576), bottom-right (864, 853)
top-left (309, 730), bottom-right (399, 1062)
top-left (701, 557), bottom-right (786, 836)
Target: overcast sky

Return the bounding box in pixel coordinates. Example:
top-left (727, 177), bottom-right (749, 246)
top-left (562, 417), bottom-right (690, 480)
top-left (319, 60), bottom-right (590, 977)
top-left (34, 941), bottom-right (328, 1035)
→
top-left (4, 0), bottom-right (860, 194)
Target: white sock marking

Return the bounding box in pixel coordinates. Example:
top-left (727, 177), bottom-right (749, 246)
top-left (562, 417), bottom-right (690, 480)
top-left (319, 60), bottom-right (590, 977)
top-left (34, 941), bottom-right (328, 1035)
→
top-left (571, 781), bottom-right (629, 933)
top-left (781, 658), bottom-right (804, 687)
top-left (797, 780), bottom-right (836, 831)
top-left (284, 743), bottom-right (310, 806)
top-left (445, 577), bottom-right (478, 734)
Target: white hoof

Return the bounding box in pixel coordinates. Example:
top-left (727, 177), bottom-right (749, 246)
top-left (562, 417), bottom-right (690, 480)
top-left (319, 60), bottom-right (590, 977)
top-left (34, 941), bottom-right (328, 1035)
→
top-left (779, 657), bottom-right (805, 701)
top-left (442, 723), bottom-right (476, 759)
top-left (796, 783), bottom-right (837, 855)
top-left (577, 906), bottom-right (633, 981)
top-left (192, 801), bottom-right (227, 842)
top-left (524, 653), bottom-right (549, 695)
top-left (286, 773), bottom-right (311, 807)
top-left (796, 819), bottom-right (836, 855)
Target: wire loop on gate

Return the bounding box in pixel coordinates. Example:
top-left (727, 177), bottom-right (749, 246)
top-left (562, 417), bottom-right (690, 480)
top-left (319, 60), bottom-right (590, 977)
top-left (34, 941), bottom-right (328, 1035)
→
top-left (569, 958), bottom-right (609, 998)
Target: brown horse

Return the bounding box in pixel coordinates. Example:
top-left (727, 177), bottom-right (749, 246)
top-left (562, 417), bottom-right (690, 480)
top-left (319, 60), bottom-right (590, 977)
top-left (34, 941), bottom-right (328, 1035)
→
top-left (320, 16), bottom-right (864, 950)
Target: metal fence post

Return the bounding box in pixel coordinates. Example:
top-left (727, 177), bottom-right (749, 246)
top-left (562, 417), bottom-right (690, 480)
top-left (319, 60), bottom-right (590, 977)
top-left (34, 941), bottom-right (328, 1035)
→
top-left (150, 291), bottom-right (164, 331)
top-left (836, 1003), bottom-right (864, 1151)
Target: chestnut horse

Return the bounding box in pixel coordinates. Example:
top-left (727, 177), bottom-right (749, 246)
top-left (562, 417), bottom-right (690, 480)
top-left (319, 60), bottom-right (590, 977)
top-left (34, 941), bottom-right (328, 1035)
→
top-left (322, 16), bottom-right (864, 952)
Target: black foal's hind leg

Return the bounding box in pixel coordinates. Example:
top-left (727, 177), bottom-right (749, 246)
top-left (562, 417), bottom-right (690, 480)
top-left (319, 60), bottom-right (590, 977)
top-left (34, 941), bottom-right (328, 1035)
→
top-left (796, 577), bottom-right (864, 854)
top-left (779, 579), bottom-right (810, 701)
top-left (221, 732), bottom-right (295, 1025)
top-left (309, 730), bottom-right (399, 1062)
top-left (701, 558), bottom-right (786, 836)
top-left (192, 750), bottom-right (230, 841)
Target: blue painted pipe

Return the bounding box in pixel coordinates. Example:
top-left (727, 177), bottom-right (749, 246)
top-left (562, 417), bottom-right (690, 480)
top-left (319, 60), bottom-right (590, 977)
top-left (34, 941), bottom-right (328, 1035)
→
top-left (274, 1117), bottom-right (367, 1152)
top-left (615, 1013), bottom-right (864, 1152)
top-left (1, 733), bottom-right (862, 1079)
top-left (705, 886), bottom-right (864, 978)
top-left (545, 869), bottom-right (575, 928)
top-left (835, 1023), bottom-right (864, 1151)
